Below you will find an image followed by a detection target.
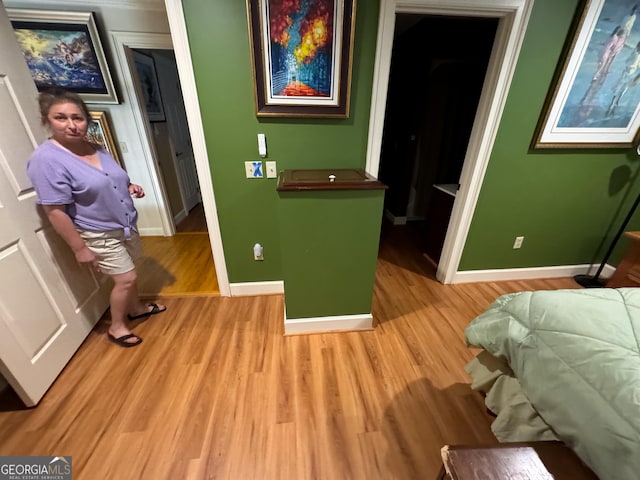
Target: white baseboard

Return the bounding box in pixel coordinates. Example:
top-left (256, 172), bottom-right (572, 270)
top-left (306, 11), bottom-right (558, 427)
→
top-left (384, 209), bottom-right (407, 225)
top-left (451, 263), bottom-right (616, 284)
top-left (284, 312), bottom-right (373, 335)
top-left (138, 226), bottom-right (166, 236)
top-left (230, 280), bottom-right (284, 296)
top-left (173, 209), bottom-right (188, 226)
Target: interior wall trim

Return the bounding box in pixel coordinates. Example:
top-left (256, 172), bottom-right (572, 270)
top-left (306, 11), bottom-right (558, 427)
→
top-left (230, 281), bottom-right (284, 297)
top-left (164, 0), bottom-right (231, 296)
top-left (452, 264), bottom-right (616, 284)
top-left (384, 210), bottom-right (407, 225)
top-left (284, 313), bottom-right (373, 335)
top-left (111, 31), bottom-right (175, 237)
top-left (366, 0), bottom-right (534, 286)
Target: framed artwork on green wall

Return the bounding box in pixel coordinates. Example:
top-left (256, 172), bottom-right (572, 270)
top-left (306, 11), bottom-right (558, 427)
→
top-left (246, 0), bottom-right (356, 118)
top-left (533, 0), bottom-right (640, 148)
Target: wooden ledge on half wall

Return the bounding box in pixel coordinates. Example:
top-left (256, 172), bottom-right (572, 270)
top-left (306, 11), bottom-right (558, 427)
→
top-left (276, 168), bottom-right (387, 191)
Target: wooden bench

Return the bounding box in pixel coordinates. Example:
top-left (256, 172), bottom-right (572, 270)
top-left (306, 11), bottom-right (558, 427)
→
top-left (437, 441), bottom-right (598, 479)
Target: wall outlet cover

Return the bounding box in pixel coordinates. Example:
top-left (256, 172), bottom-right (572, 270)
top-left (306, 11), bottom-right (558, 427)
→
top-left (266, 161), bottom-right (277, 178)
top-left (245, 161), bottom-right (263, 178)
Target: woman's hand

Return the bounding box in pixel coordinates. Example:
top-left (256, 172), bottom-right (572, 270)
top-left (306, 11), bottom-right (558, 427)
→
top-left (129, 183), bottom-right (145, 198)
top-left (73, 245), bottom-right (99, 271)
top-left (43, 205), bottom-right (101, 272)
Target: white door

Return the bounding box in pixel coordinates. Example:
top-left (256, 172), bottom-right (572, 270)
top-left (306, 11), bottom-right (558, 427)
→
top-left (0, 7), bottom-right (110, 406)
top-left (154, 51), bottom-right (201, 212)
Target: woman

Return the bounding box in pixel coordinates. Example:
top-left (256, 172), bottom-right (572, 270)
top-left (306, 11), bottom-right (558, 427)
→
top-left (27, 88), bottom-right (166, 347)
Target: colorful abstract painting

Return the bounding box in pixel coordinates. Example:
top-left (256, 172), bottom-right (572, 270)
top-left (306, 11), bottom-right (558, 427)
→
top-left (247, 0), bottom-right (355, 117)
top-left (267, 0), bottom-right (334, 99)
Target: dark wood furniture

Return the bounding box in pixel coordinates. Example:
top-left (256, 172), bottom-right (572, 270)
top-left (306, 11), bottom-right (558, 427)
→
top-left (437, 441), bottom-right (598, 480)
top-left (606, 231), bottom-right (640, 288)
top-left (276, 168), bottom-right (386, 191)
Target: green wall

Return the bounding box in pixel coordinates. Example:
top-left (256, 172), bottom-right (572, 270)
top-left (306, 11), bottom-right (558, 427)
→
top-left (184, 0), bottom-right (640, 296)
top-left (183, 0), bottom-right (382, 314)
top-left (460, 0), bottom-right (640, 271)
top-left (279, 190), bottom-right (385, 318)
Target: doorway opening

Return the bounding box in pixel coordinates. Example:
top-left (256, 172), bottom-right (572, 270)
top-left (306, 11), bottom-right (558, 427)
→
top-left (368, 0), bottom-right (532, 284)
top-left (131, 48), bottom-right (202, 228)
top-left (378, 14), bottom-right (498, 270)
top-left (127, 45), bottom-right (218, 296)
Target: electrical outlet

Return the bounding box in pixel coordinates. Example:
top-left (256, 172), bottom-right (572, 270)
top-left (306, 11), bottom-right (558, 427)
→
top-left (513, 236), bottom-right (524, 249)
top-left (266, 161), bottom-right (277, 178)
top-left (245, 161), bottom-right (263, 178)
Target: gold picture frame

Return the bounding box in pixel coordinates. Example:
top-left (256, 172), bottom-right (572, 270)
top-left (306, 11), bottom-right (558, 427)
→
top-left (87, 111), bottom-right (123, 167)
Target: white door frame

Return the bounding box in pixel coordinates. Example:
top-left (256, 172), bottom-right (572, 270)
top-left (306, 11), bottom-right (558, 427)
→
top-left (111, 32), bottom-right (175, 236)
top-left (112, 27), bottom-right (231, 296)
top-left (366, 0), bottom-right (534, 284)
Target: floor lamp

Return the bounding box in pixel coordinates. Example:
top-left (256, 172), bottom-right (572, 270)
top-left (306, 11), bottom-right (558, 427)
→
top-left (574, 187), bottom-right (640, 288)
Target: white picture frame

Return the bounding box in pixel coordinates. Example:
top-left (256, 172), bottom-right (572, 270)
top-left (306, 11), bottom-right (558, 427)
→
top-left (533, 0), bottom-right (640, 148)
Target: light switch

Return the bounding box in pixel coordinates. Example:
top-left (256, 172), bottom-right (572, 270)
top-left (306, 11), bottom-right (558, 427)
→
top-left (257, 133), bottom-right (267, 157)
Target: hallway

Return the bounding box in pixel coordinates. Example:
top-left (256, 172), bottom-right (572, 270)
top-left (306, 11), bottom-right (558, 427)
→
top-left (138, 203), bottom-right (219, 296)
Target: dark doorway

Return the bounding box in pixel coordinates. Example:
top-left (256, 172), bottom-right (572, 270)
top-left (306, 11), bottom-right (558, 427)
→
top-left (378, 14), bottom-right (498, 266)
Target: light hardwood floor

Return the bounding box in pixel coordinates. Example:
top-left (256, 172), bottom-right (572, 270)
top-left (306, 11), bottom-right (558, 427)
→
top-left (137, 203), bottom-right (219, 296)
top-left (0, 221), bottom-right (580, 479)
top-left (138, 233), bottom-right (219, 296)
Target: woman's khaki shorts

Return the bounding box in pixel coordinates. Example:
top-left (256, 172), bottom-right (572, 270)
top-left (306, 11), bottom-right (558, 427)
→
top-left (78, 229), bottom-right (143, 275)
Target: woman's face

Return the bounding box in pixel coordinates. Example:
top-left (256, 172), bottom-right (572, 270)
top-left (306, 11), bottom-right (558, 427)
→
top-left (46, 101), bottom-right (88, 145)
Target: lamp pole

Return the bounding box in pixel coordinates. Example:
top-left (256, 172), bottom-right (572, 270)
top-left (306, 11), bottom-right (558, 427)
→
top-left (574, 188), bottom-right (640, 288)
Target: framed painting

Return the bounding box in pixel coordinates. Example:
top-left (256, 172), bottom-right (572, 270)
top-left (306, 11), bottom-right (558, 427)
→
top-left (246, 0), bottom-right (356, 118)
top-left (533, 0), bottom-right (640, 148)
top-left (87, 111), bottom-right (123, 167)
top-left (132, 50), bottom-right (166, 122)
top-left (7, 9), bottom-right (119, 104)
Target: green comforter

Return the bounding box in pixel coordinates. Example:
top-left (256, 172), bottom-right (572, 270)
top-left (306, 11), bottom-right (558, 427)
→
top-left (464, 288), bottom-right (640, 480)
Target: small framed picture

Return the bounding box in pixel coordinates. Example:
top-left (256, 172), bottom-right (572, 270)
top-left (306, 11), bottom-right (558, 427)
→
top-left (132, 50), bottom-right (166, 122)
top-left (87, 111), bottom-right (123, 167)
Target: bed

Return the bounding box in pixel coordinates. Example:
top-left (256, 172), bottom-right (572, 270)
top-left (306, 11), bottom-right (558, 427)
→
top-left (463, 287), bottom-right (640, 480)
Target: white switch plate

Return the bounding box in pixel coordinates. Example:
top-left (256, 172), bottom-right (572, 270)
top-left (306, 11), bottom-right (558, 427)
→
top-left (245, 161), bottom-right (263, 178)
top-left (257, 133), bottom-right (267, 157)
top-left (266, 161), bottom-right (277, 178)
